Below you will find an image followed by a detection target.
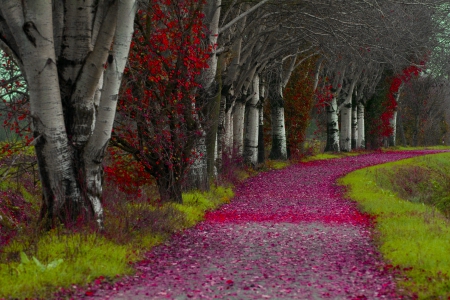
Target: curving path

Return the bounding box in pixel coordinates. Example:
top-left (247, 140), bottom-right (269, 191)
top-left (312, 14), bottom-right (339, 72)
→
top-left (76, 150), bottom-right (441, 299)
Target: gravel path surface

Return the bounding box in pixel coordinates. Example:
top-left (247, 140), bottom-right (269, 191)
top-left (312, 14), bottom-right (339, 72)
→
top-left (77, 150), bottom-right (441, 299)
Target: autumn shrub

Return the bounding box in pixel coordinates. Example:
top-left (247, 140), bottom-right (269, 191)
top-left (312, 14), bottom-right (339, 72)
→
top-left (340, 152), bottom-right (450, 298)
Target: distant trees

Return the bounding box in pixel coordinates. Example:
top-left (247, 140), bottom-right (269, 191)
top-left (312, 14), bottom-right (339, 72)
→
top-left (397, 76), bottom-right (450, 146)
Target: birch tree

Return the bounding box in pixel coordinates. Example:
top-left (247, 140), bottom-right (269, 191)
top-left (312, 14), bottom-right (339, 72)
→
top-left (0, 0), bottom-right (137, 229)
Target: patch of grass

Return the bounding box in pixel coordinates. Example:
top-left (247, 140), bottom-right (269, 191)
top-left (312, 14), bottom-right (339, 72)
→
top-left (389, 145), bottom-right (450, 151)
top-left (302, 151), bottom-right (361, 162)
top-left (173, 185), bottom-right (234, 227)
top-left (340, 152), bottom-right (450, 298)
top-left (0, 232), bottom-right (131, 299)
top-left (0, 179), bottom-right (234, 299)
top-left (266, 160), bottom-right (290, 170)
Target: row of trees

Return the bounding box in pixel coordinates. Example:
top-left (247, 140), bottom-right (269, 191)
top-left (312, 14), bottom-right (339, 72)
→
top-left (1, 0), bottom-right (449, 229)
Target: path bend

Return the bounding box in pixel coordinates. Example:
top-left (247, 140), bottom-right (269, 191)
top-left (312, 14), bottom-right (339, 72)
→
top-left (79, 150), bottom-right (442, 299)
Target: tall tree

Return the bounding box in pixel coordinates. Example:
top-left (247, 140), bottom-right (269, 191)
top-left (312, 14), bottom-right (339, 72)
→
top-left (0, 0), bottom-right (137, 229)
top-left (112, 0), bottom-right (209, 203)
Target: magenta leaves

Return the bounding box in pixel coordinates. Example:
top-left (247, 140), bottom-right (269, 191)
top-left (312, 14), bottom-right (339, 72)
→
top-left (70, 150), bottom-right (441, 299)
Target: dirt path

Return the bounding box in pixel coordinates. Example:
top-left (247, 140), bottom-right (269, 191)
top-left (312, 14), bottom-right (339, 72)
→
top-left (78, 151), bottom-right (440, 299)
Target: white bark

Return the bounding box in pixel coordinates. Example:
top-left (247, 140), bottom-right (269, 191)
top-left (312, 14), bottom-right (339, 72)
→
top-left (244, 74), bottom-right (259, 165)
top-left (340, 101), bottom-right (352, 152)
top-left (0, 0), bottom-right (137, 228)
top-left (388, 87), bottom-right (402, 147)
top-left (269, 65), bottom-right (287, 160)
top-left (202, 0), bottom-right (221, 91)
top-left (84, 0), bottom-right (137, 227)
top-left (1, 1), bottom-right (80, 222)
top-left (338, 73), bottom-right (359, 152)
top-left (325, 96), bottom-right (340, 152)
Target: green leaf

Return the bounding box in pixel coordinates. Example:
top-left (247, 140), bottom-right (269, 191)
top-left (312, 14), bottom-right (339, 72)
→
top-left (46, 259), bottom-right (63, 270)
top-left (32, 257), bottom-right (46, 272)
top-left (20, 252), bottom-right (30, 264)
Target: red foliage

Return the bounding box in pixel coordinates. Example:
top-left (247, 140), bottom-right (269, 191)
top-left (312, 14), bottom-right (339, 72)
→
top-left (104, 148), bottom-right (153, 197)
top-left (284, 56), bottom-right (318, 158)
top-left (379, 65), bottom-right (422, 138)
top-left (111, 0), bottom-right (209, 199)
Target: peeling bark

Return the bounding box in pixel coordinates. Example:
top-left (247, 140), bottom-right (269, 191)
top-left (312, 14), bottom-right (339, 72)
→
top-left (0, 0), bottom-right (137, 229)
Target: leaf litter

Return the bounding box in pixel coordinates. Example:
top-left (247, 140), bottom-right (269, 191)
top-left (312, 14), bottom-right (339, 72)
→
top-left (67, 150), bottom-right (443, 299)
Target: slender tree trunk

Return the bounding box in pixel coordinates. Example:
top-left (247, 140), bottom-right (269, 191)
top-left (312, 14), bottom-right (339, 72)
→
top-left (258, 81), bottom-right (265, 164)
top-left (388, 88), bottom-right (402, 147)
top-left (205, 82), bottom-right (221, 180)
top-left (351, 100), bottom-right (358, 149)
top-left (233, 97), bottom-right (246, 156)
top-left (217, 84), bottom-right (228, 172)
top-left (324, 97), bottom-right (340, 152)
top-left (268, 69), bottom-right (287, 160)
top-left (357, 102), bottom-right (365, 149)
top-left (244, 74), bottom-right (259, 165)
top-left (225, 107), bottom-right (234, 153)
top-left (203, 0), bottom-right (222, 180)
top-left (388, 109), bottom-right (398, 147)
top-left (340, 102), bottom-right (352, 152)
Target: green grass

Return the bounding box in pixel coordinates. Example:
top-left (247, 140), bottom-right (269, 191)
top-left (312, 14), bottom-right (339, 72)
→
top-left (0, 233), bottom-right (132, 298)
top-left (302, 151), bottom-right (360, 162)
top-left (339, 152), bottom-right (450, 298)
top-left (0, 178), bottom-right (236, 298)
top-left (388, 145), bottom-right (450, 151)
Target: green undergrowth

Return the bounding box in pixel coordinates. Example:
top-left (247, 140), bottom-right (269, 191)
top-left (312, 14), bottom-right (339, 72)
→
top-left (388, 145), bottom-right (450, 151)
top-left (302, 151), bottom-right (361, 162)
top-left (0, 184), bottom-right (235, 299)
top-left (340, 152), bottom-right (450, 298)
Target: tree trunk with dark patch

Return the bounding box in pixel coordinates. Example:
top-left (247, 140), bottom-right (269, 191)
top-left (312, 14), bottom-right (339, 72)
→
top-left (324, 97), bottom-right (340, 152)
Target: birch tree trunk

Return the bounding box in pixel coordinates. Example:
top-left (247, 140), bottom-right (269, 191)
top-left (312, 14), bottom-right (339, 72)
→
top-left (225, 107), bottom-right (234, 153)
top-left (357, 102), bottom-right (365, 149)
top-left (233, 97), bottom-right (246, 156)
top-left (0, 0), bottom-right (136, 229)
top-left (338, 75), bottom-right (359, 152)
top-left (244, 74), bottom-right (259, 165)
top-left (258, 79), bottom-right (266, 164)
top-left (388, 90), bottom-right (401, 147)
top-left (340, 101), bottom-right (352, 152)
top-left (388, 109), bottom-right (398, 147)
top-left (268, 68), bottom-right (287, 160)
top-left (324, 97), bottom-right (340, 152)
top-left (202, 0), bottom-right (222, 181)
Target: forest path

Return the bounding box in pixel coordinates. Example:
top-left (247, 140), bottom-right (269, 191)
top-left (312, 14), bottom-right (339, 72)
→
top-left (90, 150), bottom-right (441, 299)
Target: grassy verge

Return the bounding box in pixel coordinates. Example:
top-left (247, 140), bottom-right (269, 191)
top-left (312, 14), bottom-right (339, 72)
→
top-left (339, 152), bottom-right (450, 298)
top-left (0, 184), bottom-right (235, 299)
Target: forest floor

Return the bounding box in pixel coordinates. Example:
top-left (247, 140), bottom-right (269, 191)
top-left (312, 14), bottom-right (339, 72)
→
top-left (70, 150), bottom-right (443, 299)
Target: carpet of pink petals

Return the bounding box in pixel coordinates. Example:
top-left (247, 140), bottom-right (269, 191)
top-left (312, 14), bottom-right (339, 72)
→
top-left (69, 150), bottom-right (442, 299)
